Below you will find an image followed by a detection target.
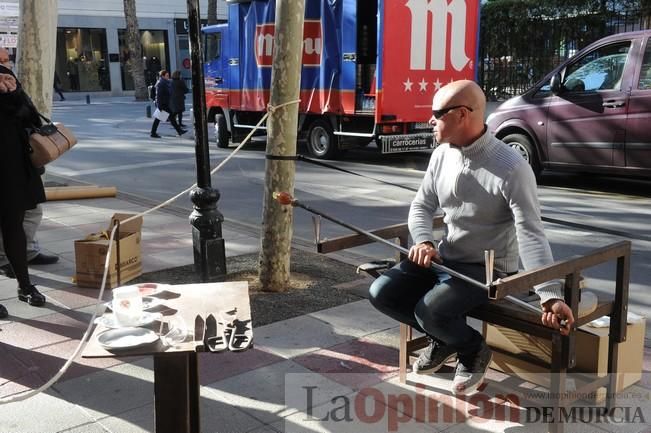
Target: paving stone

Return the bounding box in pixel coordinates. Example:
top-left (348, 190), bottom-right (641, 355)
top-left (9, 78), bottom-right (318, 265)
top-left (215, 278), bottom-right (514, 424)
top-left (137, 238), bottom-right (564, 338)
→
top-left (199, 348), bottom-right (285, 385)
top-left (53, 358), bottom-right (155, 420)
top-left (0, 390), bottom-right (96, 433)
top-left (254, 315), bottom-right (356, 359)
top-left (205, 360), bottom-right (355, 425)
top-left (308, 299), bottom-right (399, 338)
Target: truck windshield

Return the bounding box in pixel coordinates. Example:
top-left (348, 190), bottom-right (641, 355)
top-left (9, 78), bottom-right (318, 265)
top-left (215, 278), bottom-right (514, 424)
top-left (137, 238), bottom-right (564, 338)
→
top-left (204, 32), bottom-right (221, 61)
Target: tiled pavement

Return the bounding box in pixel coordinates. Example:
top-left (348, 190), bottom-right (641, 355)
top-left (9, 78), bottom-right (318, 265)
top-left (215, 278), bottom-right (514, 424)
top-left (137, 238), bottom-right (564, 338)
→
top-left (1, 196), bottom-right (650, 433)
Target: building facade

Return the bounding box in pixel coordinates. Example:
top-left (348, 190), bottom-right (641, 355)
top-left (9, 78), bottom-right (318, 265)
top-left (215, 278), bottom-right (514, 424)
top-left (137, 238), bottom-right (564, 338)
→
top-left (1, 0), bottom-right (227, 96)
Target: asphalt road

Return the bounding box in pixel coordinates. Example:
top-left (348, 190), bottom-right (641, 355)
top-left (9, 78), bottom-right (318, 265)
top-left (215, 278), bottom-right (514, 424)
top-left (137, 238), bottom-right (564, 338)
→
top-left (47, 97), bottom-right (651, 341)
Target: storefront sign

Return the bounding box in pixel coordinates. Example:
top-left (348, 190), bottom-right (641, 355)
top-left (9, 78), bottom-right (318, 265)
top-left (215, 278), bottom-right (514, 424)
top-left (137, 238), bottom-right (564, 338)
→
top-left (174, 18), bottom-right (208, 35)
top-left (0, 32), bottom-right (17, 47)
top-left (0, 2), bottom-right (18, 17)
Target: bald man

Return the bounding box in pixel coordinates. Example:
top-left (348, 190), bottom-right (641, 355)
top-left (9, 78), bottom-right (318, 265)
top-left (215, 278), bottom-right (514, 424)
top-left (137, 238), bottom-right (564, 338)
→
top-left (369, 80), bottom-right (574, 395)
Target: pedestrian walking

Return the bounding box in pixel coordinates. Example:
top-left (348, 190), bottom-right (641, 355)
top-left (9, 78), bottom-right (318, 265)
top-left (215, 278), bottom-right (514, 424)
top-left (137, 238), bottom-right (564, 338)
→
top-left (53, 71), bottom-right (65, 101)
top-left (170, 70), bottom-right (188, 128)
top-left (150, 70), bottom-right (186, 138)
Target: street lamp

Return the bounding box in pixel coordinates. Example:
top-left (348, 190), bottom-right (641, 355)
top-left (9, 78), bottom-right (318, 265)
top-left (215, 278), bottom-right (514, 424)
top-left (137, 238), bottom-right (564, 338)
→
top-left (186, 0), bottom-right (226, 281)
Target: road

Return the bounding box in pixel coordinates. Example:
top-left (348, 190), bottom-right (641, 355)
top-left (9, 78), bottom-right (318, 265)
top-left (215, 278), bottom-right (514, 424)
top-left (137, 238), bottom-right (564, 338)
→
top-left (48, 97), bottom-right (651, 341)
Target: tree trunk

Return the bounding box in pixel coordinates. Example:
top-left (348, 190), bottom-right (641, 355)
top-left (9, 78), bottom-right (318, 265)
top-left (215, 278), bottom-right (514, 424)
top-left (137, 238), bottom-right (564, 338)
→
top-left (16, 0), bottom-right (58, 117)
top-left (258, 0), bottom-right (305, 292)
top-left (122, 0), bottom-right (148, 101)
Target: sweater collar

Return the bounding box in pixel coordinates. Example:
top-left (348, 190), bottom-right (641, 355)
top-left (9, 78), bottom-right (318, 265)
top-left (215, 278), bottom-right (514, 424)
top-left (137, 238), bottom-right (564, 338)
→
top-left (449, 127), bottom-right (495, 158)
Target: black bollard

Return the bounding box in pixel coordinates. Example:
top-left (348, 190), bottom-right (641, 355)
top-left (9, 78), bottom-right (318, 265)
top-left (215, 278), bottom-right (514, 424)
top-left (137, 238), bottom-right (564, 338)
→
top-left (146, 105), bottom-right (152, 118)
top-left (86, 94), bottom-right (91, 104)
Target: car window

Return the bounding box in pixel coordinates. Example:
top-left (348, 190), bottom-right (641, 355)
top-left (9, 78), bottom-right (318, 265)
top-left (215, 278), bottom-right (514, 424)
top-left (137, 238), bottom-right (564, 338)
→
top-left (638, 39), bottom-right (651, 90)
top-left (563, 42), bottom-right (630, 92)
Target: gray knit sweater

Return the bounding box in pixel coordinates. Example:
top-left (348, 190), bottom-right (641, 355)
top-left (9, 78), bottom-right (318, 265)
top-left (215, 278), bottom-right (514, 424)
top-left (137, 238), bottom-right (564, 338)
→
top-left (408, 129), bottom-right (564, 304)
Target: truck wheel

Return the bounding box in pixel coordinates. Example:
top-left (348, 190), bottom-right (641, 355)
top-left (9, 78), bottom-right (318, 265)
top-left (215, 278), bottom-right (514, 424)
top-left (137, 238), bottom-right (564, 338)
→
top-left (307, 120), bottom-right (339, 159)
top-left (215, 113), bottom-right (229, 149)
top-left (502, 133), bottom-right (541, 177)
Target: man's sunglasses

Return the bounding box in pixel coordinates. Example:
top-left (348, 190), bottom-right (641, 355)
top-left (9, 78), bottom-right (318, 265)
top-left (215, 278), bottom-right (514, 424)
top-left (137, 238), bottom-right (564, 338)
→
top-left (432, 105), bottom-right (473, 119)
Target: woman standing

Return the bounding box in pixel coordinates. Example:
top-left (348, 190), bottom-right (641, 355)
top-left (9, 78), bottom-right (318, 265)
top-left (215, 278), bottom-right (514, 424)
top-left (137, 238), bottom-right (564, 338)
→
top-left (170, 70), bottom-right (188, 128)
top-left (0, 64), bottom-right (47, 319)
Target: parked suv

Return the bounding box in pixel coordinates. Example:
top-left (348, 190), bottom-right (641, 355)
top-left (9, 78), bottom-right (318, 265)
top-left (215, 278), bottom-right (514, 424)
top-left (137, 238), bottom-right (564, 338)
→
top-left (487, 30), bottom-right (651, 178)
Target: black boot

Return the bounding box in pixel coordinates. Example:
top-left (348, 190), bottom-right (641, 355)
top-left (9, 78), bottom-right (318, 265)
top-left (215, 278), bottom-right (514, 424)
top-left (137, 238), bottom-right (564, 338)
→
top-left (0, 303), bottom-right (7, 319)
top-left (18, 285), bottom-right (46, 307)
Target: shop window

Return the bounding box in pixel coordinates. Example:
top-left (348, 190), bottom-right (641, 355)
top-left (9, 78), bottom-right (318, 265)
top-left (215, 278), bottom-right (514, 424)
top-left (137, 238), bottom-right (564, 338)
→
top-left (118, 29), bottom-right (170, 90)
top-left (55, 28), bottom-right (110, 92)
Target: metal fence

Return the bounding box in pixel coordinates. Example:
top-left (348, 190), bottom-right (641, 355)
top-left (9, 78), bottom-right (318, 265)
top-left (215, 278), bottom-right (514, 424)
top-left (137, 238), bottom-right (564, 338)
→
top-left (478, 7), bottom-right (651, 101)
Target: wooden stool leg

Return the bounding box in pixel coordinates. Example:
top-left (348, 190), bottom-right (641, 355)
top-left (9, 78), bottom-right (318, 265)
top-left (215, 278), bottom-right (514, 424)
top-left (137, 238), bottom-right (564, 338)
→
top-left (399, 324), bottom-right (412, 383)
top-left (549, 333), bottom-right (566, 433)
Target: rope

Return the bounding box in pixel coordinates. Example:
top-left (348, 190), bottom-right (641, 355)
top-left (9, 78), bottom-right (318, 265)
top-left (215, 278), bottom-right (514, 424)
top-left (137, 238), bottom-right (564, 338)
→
top-left (0, 98), bottom-right (301, 404)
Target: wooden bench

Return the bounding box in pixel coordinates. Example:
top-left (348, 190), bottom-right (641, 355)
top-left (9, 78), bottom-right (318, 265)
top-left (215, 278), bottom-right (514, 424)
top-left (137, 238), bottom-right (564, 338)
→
top-left (316, 217), bottom-right (631, 433)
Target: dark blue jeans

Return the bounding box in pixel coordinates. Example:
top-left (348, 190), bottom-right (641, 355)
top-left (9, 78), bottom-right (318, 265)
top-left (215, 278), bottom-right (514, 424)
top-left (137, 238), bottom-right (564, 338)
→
top-left (368, 259), bottom-right (490, 362)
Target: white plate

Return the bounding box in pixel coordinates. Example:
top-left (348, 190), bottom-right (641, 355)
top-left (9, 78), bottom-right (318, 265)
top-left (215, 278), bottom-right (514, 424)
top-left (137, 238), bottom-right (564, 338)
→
top-left (97, 327), bottom-right (159, 350)
top-left (95, 311), bottom-right (162, 329)
top-left (105, 296), bottom-right (162, 311)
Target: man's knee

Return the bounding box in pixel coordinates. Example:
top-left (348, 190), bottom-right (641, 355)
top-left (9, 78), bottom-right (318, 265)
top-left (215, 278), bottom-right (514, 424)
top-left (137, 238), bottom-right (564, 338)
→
top-left (368, 277), bottom-right (388, 309)
top-left (414, 299), bottom-right (449, 329)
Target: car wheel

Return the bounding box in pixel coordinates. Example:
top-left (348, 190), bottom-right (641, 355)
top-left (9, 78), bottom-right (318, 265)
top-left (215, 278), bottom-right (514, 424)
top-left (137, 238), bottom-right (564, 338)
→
top-left (215, 113), bottom-right (229, 149)
top-left (307, 119), bottom-right (339, 159)
top-left (502, 133), bottom-right (541, 177)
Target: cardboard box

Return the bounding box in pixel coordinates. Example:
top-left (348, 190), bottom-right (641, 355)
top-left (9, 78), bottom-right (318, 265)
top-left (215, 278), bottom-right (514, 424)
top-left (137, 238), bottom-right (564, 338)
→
top-left (485, 318), bottom-right (646, 402)
top-left (74, 213), bottom-right (143, 289)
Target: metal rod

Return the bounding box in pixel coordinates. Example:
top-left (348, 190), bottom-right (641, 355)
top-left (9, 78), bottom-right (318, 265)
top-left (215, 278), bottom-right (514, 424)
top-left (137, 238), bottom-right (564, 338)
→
top-left (275, 192), bottom-right (556, 321)
top-left (289, 196), bottom-right (490, 290)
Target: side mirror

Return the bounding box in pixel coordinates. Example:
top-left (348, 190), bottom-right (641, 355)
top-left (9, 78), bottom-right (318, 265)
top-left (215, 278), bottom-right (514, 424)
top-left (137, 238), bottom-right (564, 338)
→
top-left (550, 73), bottom-right (562, 94)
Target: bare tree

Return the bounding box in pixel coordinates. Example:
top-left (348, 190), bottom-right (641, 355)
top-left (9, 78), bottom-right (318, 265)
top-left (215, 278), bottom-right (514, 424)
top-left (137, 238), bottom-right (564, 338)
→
top-left (122, 0), bottom-right (148, 100)
top-left (258, 0), bottom-right (305, 292)
top-left (17, 0), bottom-right (58, 116)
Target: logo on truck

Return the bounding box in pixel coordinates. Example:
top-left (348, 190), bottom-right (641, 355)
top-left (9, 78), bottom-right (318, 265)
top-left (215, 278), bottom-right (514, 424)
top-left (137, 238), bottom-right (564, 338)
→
top-left (405, 0), bottom-right (470, 71)
top-left (255, 20), bottom-right (322, 67)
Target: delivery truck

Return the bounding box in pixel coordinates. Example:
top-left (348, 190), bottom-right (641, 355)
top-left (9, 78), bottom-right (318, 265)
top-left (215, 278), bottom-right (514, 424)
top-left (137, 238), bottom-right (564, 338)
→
top-left (202, 0), bottom-right (480, 159)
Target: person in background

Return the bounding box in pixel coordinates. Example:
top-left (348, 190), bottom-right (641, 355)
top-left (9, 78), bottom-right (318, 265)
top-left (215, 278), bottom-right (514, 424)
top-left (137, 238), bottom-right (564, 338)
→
top-left (170, 70), bottom-right (188, 128)
top-left (368, 80), bottom-right (574, 395)
top-left (0, 204), bottom-right (60, 279)
top-left (0, 46), bottom-right (13, 70)
top-left (150, 69), bottom-right (186, 138)
top-left (0, 63), bottom-right (49, 318)
top-left (53, 71), bottom-right (65, 101)
top-left (0, 48), bottom-right (59, 280)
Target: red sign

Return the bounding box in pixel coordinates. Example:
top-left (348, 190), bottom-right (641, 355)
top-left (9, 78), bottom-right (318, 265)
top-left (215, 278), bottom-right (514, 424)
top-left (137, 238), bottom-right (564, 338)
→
top-left (380, 0), bottom-right (480, 122)
top-left (254, 20), bottom-right (322, 67)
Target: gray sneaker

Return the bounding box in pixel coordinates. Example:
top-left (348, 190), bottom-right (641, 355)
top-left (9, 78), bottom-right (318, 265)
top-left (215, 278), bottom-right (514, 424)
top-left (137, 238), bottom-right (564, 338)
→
top-left (413, 337), bottom-right (457, 375)
top-left (451, 340), bottom-right (493, 395)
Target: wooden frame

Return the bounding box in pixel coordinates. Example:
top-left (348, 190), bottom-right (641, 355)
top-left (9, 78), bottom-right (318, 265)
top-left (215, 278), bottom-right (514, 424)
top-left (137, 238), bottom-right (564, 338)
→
top-left (316, 221), bottom-right (631, 433)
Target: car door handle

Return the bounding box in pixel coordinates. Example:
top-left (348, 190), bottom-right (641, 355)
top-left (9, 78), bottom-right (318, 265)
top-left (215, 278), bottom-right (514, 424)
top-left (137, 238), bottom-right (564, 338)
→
top-left (602, 100), bottom-right (625, 108)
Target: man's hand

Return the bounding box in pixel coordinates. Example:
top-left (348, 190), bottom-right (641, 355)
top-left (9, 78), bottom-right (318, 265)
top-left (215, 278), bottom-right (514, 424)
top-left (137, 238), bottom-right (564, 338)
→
top-left (408, 241), bottom-right (442, 268)
top-left (541, 299), bottom-right (575, 336)
top-left (0, 73), bottom-right (16, 93)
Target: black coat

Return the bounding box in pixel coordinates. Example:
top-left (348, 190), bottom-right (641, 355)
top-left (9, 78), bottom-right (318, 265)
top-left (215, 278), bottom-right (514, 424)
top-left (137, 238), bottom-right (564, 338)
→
top-left (154, 78), bottom-right (172, 112)
top-left (170, 78), bottom-right (188, 114)
top-left (0, 65), bottom-right (45, 212)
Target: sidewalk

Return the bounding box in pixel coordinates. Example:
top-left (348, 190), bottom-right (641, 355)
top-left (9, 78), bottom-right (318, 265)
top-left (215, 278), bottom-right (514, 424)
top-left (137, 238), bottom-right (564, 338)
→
top-left (1, 193), bottom-right (650, 432)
